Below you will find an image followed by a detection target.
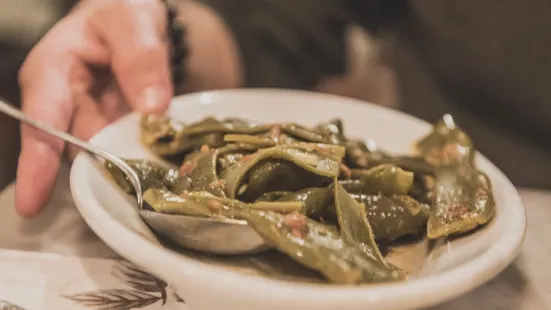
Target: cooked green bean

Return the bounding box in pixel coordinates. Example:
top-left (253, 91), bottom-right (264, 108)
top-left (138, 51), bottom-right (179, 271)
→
top-left (415, 114), bottom-right (496, 239)
top-left (106, 114), bottom-right (496, 285)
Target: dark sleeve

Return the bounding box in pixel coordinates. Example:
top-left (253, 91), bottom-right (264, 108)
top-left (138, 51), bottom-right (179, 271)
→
top-left (196, 0), bottom-right (354, 89)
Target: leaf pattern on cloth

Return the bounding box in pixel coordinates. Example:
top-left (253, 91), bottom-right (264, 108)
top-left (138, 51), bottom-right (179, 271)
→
top-left (63, 289), bottom-right (159, 310)
top-left (62, 261), bottom-right (185, 309)
top-left (0, 300), bottom-right (27, 310)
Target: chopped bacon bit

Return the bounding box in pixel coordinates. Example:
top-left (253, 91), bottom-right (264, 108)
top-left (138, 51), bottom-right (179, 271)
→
top-left (443, 143), bottom-right (465, 157)
top-left (475, 191), bottom-right (489, 203)
top-left (291, 229), bottom-right (304, 238)
top-left (206, 199), bottom-right (222, 212)
top-left (179, 160), bottom-right (197, 176)
top-left (315, 144), bottom-right (330, 155)
top-left (448, 203), bottom-right (468, 217)
top-left (200, 145), bottom-right (210, 153)
top-left (425, 149), bottom-right (440, 166)
top-left (426, 143), bottom-right (468, 166)
top-left (283, 212), bottom-right (308, 230)
top-left (339, 164), bottom-right (352, 178)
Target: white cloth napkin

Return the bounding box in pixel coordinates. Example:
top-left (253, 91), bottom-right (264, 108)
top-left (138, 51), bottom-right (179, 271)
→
top-left (0, 250), bottom-right (190, 310)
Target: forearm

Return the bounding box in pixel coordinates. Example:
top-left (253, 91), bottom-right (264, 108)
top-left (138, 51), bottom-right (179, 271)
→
top-left (173, 0), bottom-right (243, 94)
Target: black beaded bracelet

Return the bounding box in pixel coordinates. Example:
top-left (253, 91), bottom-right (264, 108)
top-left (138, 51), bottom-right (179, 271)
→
top-left (163, 0), bottom-right (188, 87)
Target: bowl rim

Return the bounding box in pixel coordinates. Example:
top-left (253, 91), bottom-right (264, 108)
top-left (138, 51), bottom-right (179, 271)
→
top-left (70, 88), bottom-right (526, 307)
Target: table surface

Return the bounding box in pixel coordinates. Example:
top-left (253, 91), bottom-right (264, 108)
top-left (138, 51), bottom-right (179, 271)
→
top-left (0, 166), bottom-right (549, 310)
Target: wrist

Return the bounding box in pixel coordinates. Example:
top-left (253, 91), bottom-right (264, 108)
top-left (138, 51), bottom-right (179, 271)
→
top-left (171, 1), bottom-right (242, 94)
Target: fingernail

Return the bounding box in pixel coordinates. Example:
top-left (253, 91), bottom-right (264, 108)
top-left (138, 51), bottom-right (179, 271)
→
top-left (137, 86), bottom-right (166, 113)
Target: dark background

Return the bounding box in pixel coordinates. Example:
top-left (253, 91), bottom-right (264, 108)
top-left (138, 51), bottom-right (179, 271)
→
top-left (0, 44), bottom-right (26, 190)
top-left (0, 0), bottom-right (75, 190)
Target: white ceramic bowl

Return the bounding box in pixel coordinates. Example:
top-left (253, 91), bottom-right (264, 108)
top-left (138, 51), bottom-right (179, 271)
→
top-left (70, 89), bottom-right (526, 310)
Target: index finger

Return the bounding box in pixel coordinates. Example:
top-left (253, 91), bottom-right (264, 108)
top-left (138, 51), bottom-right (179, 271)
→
top-left (15, 63), bottom-right (75, 217)
top-left (90, 0), bottom-right (172, 114)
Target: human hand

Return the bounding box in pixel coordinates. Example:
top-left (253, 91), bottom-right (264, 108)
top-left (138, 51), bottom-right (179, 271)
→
top-left (16, 0), bottom-right (172, 217)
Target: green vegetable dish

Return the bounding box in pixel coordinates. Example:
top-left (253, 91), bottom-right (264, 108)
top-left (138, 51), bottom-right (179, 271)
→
top-left (106, 113), bottom-right (496, 285)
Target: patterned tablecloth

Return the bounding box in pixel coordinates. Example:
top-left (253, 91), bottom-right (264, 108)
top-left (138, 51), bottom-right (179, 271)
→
top-left (0, 166), bottom-right (549, 310)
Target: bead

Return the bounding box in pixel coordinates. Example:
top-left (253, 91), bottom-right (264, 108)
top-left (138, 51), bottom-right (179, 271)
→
top-left (171, 24), bottom-right (184, 42)
top-left (167, 6), bottom-right (177, 20)
top-left (172, 55), bottom-right (184, 66)
top-left (172, 69), bottom-right (185, 84)
top-left (163, 0), bottom-right (188, 86)
top-left (171, 48), bottom-right (184, 62)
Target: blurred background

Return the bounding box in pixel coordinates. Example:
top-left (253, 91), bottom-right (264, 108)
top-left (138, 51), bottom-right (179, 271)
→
top-left (1, 1), bottom-right (549, 191)
top-left (0, 1), bottom-right (72, 189)
top-left (0, 0), bottom-right (396, 191)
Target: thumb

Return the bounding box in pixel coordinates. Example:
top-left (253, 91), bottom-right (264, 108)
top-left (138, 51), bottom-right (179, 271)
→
top-left (90, 0), bottom-right (173, 114)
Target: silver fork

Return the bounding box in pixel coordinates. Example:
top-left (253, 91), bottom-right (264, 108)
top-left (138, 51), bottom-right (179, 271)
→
top-left (0, 99), bottom-right (269, 255)
top-left (0, 99), bottom-right (144, 208)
